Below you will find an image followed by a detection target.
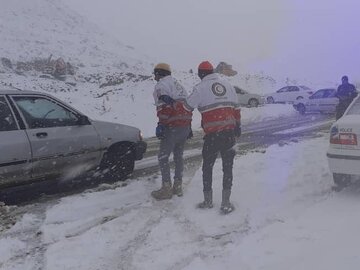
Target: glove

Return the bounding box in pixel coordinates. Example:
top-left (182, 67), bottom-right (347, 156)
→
top-left (234, 123), bottom-right (241, 137)
top-left (187, 128), bottom-right (193, 139)
top-left (156, 123), bottom-right (165, 139)
top-left (158, 95), bottom-right (175, 105)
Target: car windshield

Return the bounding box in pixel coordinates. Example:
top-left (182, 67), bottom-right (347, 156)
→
top-left (234, 87), bottom-right (247, 94)
top-left (323, 89), bottom-right (336, 98)
top-left (277, 87), bottom-right (287, 93)
top-left (300, 86), bottom-right (311, 91)
top-left (311, 89), bottom-right (335, 99)
top-left (0, 97), bottom-right (17, 131)
top-left (310, 90), bottom-right (325, 99)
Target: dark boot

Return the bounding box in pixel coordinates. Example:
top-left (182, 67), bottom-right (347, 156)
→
top-left (197, 190), bottom-right (213, 209)
top-left (220, 189), bottom-right (234, 214)
top-left (151, 182), bottom-right (173, 200)
top-left (172, 180), bottom-right (183, 197)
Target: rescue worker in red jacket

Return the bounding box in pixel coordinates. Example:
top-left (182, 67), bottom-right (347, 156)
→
top-left (151, 63), bottom-right (193, 200)
top-left (185, 61), bottom-right (241, 214)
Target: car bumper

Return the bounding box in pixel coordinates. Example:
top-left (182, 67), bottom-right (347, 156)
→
top-left (327, 153), bottom-right (360, 175)
top-left (134, 141), bottom-right (147, 160)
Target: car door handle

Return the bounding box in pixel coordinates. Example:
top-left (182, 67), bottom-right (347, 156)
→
top-left (36, 132), bottom-right (48, 138)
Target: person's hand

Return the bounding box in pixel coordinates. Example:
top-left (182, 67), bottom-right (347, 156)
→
top-left (156, 123), bottom-right (165, 139)
top-left (187, 128), bottom-right (193, 139)
top-left (159, 95), bottom-right (175, 105)
top-left (234, 123), bottom-right (241, 137)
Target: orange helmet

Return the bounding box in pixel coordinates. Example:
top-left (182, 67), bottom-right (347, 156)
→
top-left (198, 61), bottom-right (214, 71)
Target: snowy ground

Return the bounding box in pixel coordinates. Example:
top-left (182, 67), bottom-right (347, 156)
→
top-left (2, 133), bottom-right (359, 270)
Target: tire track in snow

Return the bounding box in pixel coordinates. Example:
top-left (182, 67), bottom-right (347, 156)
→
top-left (0, 200), bottom-right (58, 270)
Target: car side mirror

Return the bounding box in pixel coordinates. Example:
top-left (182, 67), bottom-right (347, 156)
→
top-left (77, 115), bottom-right (90, 125)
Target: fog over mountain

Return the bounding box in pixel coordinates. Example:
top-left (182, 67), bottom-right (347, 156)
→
top-left (63, 0), bottom-right (360, 84)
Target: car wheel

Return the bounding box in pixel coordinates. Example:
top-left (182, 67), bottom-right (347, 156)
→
top-left (297, 103), bottom-right (306, 115)
top-left (100, 143), bottom-right (135, 181)
top-left (267, 96), bottom-right (274, 104)
top-left (296, 96), bottom-right (303, 100)
top-left (333, 173), bottom-right (351, 190)
top-left (248, 98), bottom-right (259, 107)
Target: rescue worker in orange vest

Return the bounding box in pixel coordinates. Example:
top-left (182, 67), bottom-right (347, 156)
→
top-left (151, 63), bottom-right (193, 200)
top-left (185, 61), bottom-right (241, 214)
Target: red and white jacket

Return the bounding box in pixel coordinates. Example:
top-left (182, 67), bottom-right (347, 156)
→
top-left (153, 76), bottom-right (192, 127)
top-left (186, 73), bottom-right (240, 134)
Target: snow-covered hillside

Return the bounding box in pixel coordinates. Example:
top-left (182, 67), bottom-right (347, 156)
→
top-left (0, 0), bottom-right (300, 137)
top-left (0, 0), bottom-right (150, 71)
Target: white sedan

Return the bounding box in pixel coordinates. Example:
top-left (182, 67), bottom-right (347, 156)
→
top-left (327, 95), bottom-right (360, 188)
top-left (266, 85), bottom-right (313, 104)
top-left (293, 88), bottom-right (338, 115)
top-left (234, 86), bottom-right (265, 107)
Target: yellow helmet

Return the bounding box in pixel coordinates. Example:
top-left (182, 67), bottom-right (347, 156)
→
top-left (154, 63), bottom-right (171, 74)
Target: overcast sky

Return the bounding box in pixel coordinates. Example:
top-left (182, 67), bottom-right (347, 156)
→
top-left (63, 0), bottom-right (360, 83)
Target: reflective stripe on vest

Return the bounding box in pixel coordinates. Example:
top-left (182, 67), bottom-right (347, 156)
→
top-left (202, 119), bottom-right (236, 129)
top-left (199, 102), bottom-right (238, 113)
top-left (157, 100), bottom-right (192, 127)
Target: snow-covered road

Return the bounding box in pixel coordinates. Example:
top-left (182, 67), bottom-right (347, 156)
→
top-left (3, 132), bottom-right (359, 270)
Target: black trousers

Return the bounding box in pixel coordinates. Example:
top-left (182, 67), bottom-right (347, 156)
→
top-left (336, 99), bottom-right (353, 120)
top-left (202, 130), bottom-right (236, 192)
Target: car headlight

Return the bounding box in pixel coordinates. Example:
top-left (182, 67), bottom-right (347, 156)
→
top-left (138, 131), bottom-right (144, 141)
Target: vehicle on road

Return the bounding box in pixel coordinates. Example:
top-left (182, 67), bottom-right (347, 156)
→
top-left (0, 89), bottom-right (147, 190)
top-left (266, 85), bottom-right (313, 104)
top-left (294, 88), bottom-right (338, 115)
top-left (234, 86), bottom-right (265, 107)
top-left (327, 95), bottom-right (360, 188)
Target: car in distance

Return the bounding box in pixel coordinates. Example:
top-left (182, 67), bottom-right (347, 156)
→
top-left (266, 85), bottom-right (313, 104)
top-left (0, 89), bottom-right (147, 190)
top-left (234, 86), bottom-right (264, 107)
top-left (327, 95), bottom-right (360, 189)
top-left (293, 88), bottom-right (338, 115)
